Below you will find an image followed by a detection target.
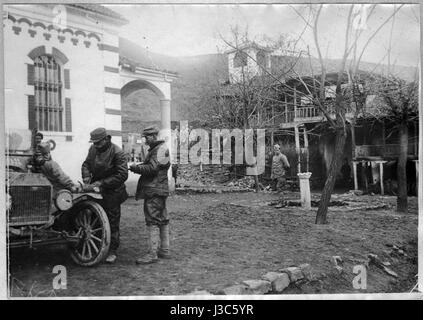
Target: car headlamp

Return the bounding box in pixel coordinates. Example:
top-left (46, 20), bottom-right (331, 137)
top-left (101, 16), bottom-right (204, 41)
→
top-left (55, 189), bottom-right (73, 211)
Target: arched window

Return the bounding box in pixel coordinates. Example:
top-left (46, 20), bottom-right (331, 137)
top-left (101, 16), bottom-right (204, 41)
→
top-left (33, 55), bottom-right (63, 131)
top-left (233, 51), bottom-right (248, 68)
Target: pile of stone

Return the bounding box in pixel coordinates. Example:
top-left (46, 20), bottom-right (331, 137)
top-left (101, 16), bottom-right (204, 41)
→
top-left (226, 176), bottom-right (256, 189)
top-left (177, 164), bottom-right (231, 187)
top-left (175, 186), bottom-right (252, 194)
top-left (186, 263), bottom-right (315, 296)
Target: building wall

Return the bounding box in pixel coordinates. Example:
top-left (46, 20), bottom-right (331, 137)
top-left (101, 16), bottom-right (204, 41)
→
top-left (227, 48), bottom-right (260, 83)
top-left (227, 47), bottom-right (271, 83)
top-left (4, 5), bottom-right (122, 181)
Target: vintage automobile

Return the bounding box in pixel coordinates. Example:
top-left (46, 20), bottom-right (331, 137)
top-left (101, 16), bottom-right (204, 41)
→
top-left (6, 129), bottom-right (111, 266)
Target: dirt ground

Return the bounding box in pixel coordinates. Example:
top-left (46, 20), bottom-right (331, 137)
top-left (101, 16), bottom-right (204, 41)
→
top-left (8, 191), bottom-right (418, 297)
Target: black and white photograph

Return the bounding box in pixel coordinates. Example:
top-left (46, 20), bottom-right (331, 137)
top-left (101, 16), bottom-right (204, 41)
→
top-left (0, 1), bottom-right (421, 299)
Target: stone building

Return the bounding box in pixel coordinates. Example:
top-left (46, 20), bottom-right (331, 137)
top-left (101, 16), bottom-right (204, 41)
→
top-left (3, 4), bottom-right (177, 184)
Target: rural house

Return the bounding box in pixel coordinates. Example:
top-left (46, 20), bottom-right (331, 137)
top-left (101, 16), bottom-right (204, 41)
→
top-left (222, 43), bottom-right (418, 192)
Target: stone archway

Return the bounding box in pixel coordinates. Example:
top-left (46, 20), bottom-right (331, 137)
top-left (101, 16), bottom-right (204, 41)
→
top-left (120, 70), bottom-right (176, 140)
top-left (119, 68), bottom-right (178, 192)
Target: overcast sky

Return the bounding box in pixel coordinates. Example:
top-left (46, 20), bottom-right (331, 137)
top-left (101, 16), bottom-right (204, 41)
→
top-left (107, 4), bottom-right (420, 67)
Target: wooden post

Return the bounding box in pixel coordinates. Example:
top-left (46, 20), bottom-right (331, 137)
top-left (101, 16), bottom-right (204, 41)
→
top-left (413, 122), bottom-right (418, 157)
top-left (382, 121), bottom-right (386, 154)
top-left (284, 95), bottom-right (288, 123)
top-left (351, 122), bottom-right (356, 160)
top-left (360, 161), bottom-right (368, 193)
top-left (416, 160), bottom-right (419, 195)
top-left (303, 126), bottom-right (309, 172)
top-left (376, 161), bottom-right (387, 195)
top-left (293, 86), bottom-right (297, 120)
top-left (294, 125), bottom-right (301, 173)
top-left (352, 161), bottom-right (358, 190)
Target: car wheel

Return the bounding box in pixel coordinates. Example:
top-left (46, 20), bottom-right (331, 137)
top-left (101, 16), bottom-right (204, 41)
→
top-left (69, 200), bottom-right (110, 267)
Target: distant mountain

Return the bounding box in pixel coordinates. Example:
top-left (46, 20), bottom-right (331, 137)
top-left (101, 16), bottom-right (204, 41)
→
top-left (119, 37), bottom-right (418, 134)
top-left (271, 54), bottom-right (418, 82)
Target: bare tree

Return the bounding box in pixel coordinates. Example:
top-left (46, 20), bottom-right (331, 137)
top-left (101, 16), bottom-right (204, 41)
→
top-left (208, 4), bottom-right (404, 223)
top-left (290, 4), bottom-right (404, 224)
top-left (366, 76), bottom-right (418, 212)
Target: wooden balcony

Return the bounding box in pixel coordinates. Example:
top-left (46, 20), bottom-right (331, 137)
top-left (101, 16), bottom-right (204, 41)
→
top-left (251, 105), bottom-right (355, 129)
top-left (354, 143), bottom-right (418, 160)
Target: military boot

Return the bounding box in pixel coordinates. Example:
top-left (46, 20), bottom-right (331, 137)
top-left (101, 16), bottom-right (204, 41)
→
top-left (157, 224), bottom-right (171, 259)
top-left (136, 226), bottom-right (159, 265)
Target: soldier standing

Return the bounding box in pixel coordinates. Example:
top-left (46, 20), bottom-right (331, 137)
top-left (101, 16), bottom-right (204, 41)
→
top-left (271, 144), bottom-right (290, 192)
top-left (129, 126), bottom-right (171, 264)
top-left (81, 128), bottom-right (129, 264)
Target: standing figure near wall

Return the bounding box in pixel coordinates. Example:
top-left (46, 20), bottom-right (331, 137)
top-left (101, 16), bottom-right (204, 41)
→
top-left (271, 144), bottom-right (290, 192)
top-left (129, 126), bottom-right (171, 265)
top-left (81, 128), bottom-right (129, 264)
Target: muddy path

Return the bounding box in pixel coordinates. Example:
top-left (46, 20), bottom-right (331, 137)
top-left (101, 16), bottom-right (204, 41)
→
top-left (8, 192), bottom-right (418, 297)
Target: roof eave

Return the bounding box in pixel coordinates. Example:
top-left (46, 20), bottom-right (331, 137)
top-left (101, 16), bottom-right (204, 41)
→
top-left (120, 63), bottom-right (179, 80)
top-left (66, 5), bottom-right (129, 26)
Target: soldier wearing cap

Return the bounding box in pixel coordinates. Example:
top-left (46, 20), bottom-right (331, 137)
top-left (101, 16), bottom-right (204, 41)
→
top-left (271, 144), bottom-right (290, 192)
top-left (129, 125), bottom-right (171, 264)
top-left (81, 127), bottom-right (129, 264)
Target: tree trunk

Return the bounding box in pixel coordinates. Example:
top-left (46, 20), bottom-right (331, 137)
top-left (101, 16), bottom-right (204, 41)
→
top-left (315, 127), bottom-right (347, 224)
top-left (254, 175), bottom-right (260, 192)
top-left (397, 121), bottom-right (408, 213)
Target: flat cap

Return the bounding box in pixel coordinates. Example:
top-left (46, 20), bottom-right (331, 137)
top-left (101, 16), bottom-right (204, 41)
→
top-left (89, 127), bottom-right (110, 143)
top-left (142, 126), bottom-right (160, 137)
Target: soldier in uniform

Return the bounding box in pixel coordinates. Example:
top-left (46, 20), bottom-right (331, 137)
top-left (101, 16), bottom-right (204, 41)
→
top-left (81, 128), bottom-right (129, 264)
top-left (129, 126), bottom-right (171, 264)
top-left (271, 144), bottom-right (290, 192)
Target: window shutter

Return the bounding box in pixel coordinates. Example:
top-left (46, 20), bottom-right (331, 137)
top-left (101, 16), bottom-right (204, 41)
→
top-left (27, 64), bottom-right (35, 85)
top-left (28, 95), bottom-right (36, 130)
top-left (64, 69), bottom-right (70, 89)
top-left (65, 98), bottom-right (72, 132)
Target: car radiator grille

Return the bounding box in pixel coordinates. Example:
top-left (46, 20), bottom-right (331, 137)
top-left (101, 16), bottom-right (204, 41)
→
top-left (8, 186), bottom-right (51, 226)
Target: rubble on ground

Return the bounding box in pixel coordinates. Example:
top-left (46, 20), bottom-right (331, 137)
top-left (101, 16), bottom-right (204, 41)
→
top-left (368, 254), bottom-right (399, 278)
top-left (218, 263), bottom-right (316, 295)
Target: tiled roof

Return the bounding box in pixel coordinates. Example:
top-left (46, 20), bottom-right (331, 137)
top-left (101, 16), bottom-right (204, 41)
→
top-left (68, 4), bottom-right (128, 24)
top-left (225, 42), bottom-right (272, 54)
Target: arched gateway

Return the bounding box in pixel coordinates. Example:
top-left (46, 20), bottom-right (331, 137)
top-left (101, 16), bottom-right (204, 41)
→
top-left (119, 63), bottom-right (178, 192)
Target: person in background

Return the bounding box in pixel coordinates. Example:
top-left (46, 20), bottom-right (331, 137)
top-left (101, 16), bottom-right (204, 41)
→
top-left (271, 144), bottom-right (290, 192)
top-left (81, 128), bottom-right (129, 264)
top-left (34, 132), bottom-right (44, 147)
top-left (129, 126), bottom-right (171, 265)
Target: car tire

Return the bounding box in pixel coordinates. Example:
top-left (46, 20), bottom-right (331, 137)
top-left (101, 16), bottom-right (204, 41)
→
top-left (69, 200), bottom-right (111, 267)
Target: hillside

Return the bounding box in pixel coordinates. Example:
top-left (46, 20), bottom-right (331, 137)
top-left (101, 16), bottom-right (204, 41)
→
top-left (119, 37), bottom-right (228, 133)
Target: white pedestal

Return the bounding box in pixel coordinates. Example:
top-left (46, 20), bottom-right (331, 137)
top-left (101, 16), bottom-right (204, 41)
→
top-left (298, 172), bottom-right (312, 209)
